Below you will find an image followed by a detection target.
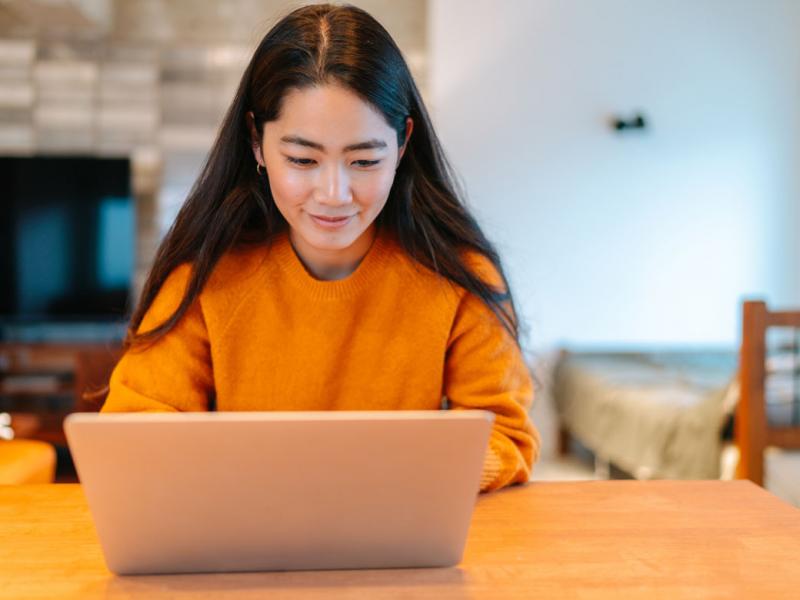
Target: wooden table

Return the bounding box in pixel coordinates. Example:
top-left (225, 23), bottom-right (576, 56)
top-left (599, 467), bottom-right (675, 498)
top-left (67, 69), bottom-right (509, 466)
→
top-left (2, 480), bottom-right (799, 599)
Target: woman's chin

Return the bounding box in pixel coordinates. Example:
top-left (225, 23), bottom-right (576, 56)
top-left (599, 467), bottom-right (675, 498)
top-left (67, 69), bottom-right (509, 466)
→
top-left (296, 226), bottom-right (361, 253)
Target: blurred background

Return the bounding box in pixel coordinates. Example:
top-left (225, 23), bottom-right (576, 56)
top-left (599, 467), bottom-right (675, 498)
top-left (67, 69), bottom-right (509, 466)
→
top-left (0, 0), bottom-right (798, 503)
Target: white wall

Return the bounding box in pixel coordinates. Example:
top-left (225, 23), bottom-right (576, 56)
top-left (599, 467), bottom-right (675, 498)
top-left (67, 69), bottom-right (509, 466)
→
top-left (428, 0), bottom-right (800, 350)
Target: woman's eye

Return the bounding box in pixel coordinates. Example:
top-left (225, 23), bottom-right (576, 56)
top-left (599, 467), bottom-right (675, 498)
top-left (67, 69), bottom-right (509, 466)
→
top-left (285, 157), bottom-right (381, 168)
top-left (286, 157), bottom-right (316, 166)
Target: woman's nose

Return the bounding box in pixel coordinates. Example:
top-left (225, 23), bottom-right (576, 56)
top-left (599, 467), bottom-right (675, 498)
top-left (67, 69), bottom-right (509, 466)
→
top-left (316, 164), bottom-right (353, 205)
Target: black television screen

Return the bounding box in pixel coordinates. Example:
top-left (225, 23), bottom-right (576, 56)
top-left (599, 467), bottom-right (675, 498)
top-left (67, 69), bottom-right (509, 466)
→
top-left (0, 156), bottom-right (135, 323)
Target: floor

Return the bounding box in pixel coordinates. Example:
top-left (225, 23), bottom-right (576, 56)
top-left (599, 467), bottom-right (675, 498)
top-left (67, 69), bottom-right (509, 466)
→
top-left (526, 354), bottom-right (599, 482)
top-left (531, 454), bottom-right (597, 481)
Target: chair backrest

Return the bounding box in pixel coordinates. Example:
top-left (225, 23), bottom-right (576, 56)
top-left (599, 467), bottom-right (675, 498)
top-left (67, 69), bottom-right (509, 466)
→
top-left (736, 300), bottom-right (800, 485)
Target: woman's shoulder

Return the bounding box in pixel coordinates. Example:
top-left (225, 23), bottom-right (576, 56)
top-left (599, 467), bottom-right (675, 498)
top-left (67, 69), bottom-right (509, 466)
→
top-left (153, 241), bottom-right (268, 308)
top-left (459, 248), bottom-right (507, 291)
top-left (379, 231), bottom-right (447, 288)
top-left (204, 240), bottom-right (271, 297)
top-left (382, 235), bottom-right (507, 308)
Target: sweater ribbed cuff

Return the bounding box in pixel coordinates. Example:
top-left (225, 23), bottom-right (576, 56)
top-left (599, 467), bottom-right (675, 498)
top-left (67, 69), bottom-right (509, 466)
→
top-left (479, 443), bottom-right (502, 492)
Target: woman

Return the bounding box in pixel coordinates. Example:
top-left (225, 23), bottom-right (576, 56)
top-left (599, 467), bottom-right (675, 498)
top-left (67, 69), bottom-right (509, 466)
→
top-left (102, 3), bottom-right (539, 492)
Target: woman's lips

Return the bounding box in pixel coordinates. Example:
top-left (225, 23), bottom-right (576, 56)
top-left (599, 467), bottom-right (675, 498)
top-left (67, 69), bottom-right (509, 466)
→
top-left (309, 214), bottom-right (354, 230)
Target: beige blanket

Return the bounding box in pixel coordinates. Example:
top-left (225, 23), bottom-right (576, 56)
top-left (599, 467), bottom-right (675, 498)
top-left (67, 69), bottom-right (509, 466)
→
top-left (553, 351), bottom-right (737, 479)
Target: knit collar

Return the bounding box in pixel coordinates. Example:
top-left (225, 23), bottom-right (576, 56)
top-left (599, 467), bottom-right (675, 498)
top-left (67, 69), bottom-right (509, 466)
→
top-left (269, 224), bottom-right (397, 300)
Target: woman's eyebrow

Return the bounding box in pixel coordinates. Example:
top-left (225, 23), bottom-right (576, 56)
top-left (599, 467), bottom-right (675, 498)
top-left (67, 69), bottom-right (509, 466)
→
top-left (280, 135), bottom-right (387, 152)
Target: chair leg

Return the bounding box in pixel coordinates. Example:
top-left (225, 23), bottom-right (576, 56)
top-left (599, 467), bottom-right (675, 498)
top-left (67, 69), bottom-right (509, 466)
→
top-left (558, 426), bottom-right (571, 456)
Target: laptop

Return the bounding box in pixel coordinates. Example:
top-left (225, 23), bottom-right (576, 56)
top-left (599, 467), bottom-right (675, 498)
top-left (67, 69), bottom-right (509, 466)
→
top-left (64, 410), bottom-right (494, 575)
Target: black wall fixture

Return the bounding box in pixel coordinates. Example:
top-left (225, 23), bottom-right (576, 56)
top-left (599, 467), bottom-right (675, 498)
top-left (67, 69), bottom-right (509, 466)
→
top-left (611, 112), bottom-right (647, 132)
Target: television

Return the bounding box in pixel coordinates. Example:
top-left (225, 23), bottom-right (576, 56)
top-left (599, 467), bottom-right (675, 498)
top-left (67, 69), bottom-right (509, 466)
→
top-left (0, 156), bottom-right (135, 338)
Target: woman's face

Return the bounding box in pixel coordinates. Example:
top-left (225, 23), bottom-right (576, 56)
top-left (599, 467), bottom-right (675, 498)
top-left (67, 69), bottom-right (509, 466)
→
top-left (252, 84), bottom-right (412, 271)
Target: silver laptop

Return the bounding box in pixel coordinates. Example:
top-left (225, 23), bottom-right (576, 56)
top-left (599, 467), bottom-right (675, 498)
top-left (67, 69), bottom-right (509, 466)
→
top-left (64, 410), bottom-right (494, 575)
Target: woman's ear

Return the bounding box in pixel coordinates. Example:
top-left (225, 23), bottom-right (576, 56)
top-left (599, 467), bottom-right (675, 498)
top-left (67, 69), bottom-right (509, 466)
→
top-left (246, 111), bottom-right (266, 167)
top-left (397, 116), bottom-right (414, 166)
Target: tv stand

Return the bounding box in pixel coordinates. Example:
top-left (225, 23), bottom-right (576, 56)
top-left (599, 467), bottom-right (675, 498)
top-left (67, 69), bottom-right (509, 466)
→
top-left (0, 341), bottom-right (123, 447)
top-left (0, 321), bottom-right (128, 344)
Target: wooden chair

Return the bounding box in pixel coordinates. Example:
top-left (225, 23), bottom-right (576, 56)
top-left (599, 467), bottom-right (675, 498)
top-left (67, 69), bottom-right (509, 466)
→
top-left (735, 300), bottom-right (800, 485)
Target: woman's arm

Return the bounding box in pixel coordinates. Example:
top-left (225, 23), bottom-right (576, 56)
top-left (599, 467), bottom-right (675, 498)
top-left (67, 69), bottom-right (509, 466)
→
top-left (444, 259), bottom-right (540, 492)
top-left (101, 263), bottom-right (213, 413)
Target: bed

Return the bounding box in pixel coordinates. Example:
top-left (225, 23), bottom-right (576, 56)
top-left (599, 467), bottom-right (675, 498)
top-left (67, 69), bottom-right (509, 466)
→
top-left (552, 350), bottom-right (738, 480)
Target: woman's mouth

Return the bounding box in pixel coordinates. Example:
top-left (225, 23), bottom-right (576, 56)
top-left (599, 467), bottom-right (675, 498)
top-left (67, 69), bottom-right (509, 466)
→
top-left (309, 214), bottom-right (354, 230)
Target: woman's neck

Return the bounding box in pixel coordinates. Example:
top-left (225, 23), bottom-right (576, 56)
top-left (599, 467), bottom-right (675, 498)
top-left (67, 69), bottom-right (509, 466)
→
top-left (289, 224), bottom-right (377, 281)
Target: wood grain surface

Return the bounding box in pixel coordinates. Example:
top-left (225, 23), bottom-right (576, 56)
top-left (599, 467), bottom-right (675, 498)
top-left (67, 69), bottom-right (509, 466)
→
top-left (1, 480), bottom-right (798, 599)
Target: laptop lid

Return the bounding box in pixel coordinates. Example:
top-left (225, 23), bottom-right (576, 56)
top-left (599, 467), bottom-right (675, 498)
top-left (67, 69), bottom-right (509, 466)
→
top-left (64, 410), bottom-right (494, 575)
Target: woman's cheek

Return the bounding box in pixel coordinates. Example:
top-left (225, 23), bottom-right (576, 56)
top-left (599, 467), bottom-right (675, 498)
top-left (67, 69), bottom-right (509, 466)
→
top-left (361, 169), bottom-right (396, 205)
top-left (270, 166), bottom-right (311, 208)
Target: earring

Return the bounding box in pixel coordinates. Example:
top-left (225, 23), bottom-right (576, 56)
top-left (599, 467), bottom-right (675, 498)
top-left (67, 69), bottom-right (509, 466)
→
top-left (256, 164), bottom-right (263, 175)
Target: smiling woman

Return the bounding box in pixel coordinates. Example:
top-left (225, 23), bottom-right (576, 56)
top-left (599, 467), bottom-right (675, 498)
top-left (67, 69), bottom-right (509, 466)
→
top-left (99, 3), bottom-right (539, 493)
top-left (250, 84), bottom-right (412, 280)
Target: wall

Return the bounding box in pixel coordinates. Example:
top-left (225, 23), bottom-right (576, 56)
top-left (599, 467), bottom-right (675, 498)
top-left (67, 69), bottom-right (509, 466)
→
top-left (0, 0), bottom-right (427, 305)
top-left (428, 0), bottom-right (800, 349)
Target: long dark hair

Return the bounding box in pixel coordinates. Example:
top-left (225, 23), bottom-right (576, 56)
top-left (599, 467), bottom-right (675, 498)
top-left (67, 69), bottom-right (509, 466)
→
top-left (125, 3), bottom-right (523, 357)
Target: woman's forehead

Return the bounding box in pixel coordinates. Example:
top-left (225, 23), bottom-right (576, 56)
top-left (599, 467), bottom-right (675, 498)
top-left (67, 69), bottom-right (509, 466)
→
top-left (267, 84), bottom-right (395, 148)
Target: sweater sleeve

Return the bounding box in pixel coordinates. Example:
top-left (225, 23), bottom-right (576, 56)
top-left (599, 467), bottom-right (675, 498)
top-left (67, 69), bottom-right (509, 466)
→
top-left (101, 263), bottom-right (213, 413)
top-left (444, 257), bottom-right (540, 493)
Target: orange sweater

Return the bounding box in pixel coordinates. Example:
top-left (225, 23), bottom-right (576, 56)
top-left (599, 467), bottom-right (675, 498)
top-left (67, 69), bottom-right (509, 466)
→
top-left (102, 228), bottom-right (539, 491)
